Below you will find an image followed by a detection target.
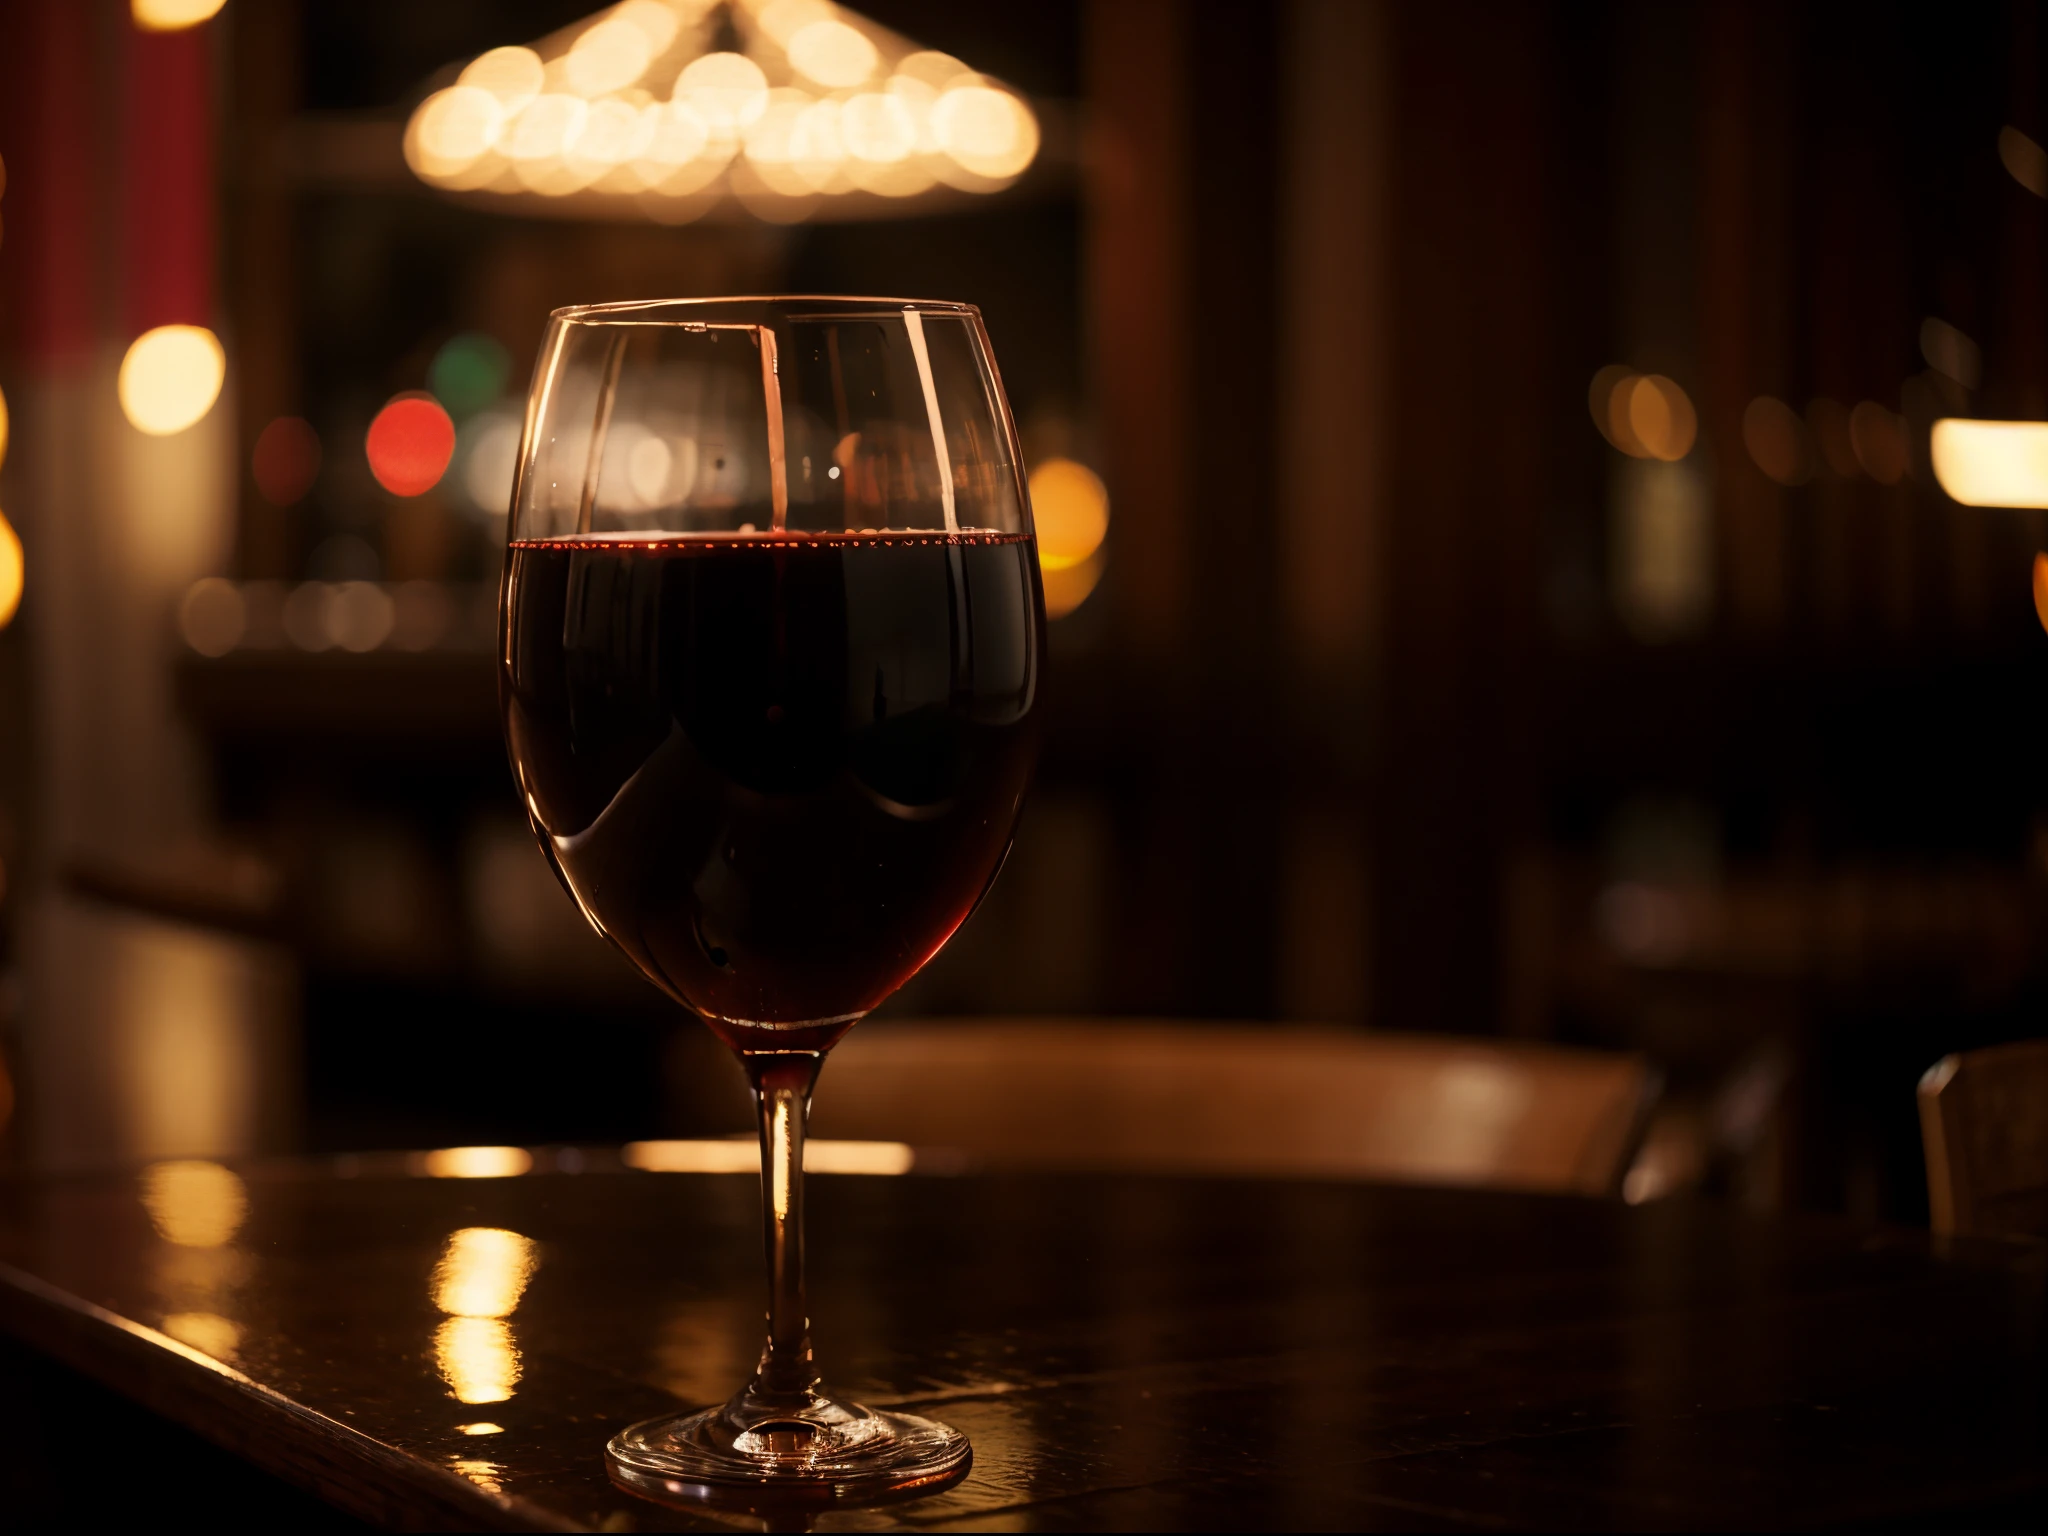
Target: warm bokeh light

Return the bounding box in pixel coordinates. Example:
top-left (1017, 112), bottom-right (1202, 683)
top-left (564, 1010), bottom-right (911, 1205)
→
top-left (1742, 396), bottom-right (1811, 486)
top-left (2032, 552), bottom-right (2048, 635)
top-left (1590, 368), bottom-right (1695, 461)
top-left (1624, 375), bottom-right (1696, 461)
top-left (788, 20), bottom-right (880, 87)
top-left (1920, 316), bottom-right (1982, 389)
top-left (178, 577), bottom-right (246, 657)
top-left (118, 325), bottom-right (225, 436)
top-left (622, 1138), bottom-right (916, 1174)
top-left (0, 382), bottom-right (10, 469)
top-left (2000, 125), bottom-right (2048, 199)
top-left (1931, 419), bottom-right (2048, 507)
top-left (1849, 401), bottom-right (1909, 485)
top-left (422, 1145), bottom-right (535, 1179)
top-left (0, 512), bottom-right (21, 633)
top-left (438, 1316), bottom-right (521, 1405)
top-left (131, 0), bottom-right (225, 31)
top-left (405, 8), bottom-right (1037, 219)
top-left (460, 46), bottom-right (545, 112)
top-left (139, 1160), bottom-right (248, 1248)
top-left (1029, 458), bottom-right (1110, 570)
top-left (366, 395), bottom-right (457, 497)
top-left (931, 85), bottom-right (1039, 180)
top-left (252, 416), bottom-right (322, 506)
top-left (433, 1226), bottom-right (537, 1318)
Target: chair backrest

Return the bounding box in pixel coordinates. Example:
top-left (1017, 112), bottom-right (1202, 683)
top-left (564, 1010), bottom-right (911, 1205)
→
top-left (1918, 1040), bottom-right (2048, 1239)
top-left (811, 1020), bottom-right (1657, 1196)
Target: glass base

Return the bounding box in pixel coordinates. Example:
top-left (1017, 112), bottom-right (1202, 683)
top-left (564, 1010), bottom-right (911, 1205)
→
top-left (607, 1383), bottom-right (971, 1502)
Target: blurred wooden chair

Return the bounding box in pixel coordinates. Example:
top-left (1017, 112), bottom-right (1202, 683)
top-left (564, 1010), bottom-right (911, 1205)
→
top-left (812, 1020), bottom-right (1658, 1196)
top-left (1918, 1040), bottom-right (2048, 1239)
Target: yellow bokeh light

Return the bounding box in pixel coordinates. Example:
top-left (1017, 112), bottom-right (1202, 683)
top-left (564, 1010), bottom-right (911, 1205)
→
top-left (119, 325), bottom-right (225, 437)
top-left (676, 52), bottom-right (770, 136)
top-left (131, 0), bottom-right (225, 32)
top-left (1042, 551), bottom-right (1104, 620)
top-left (565, 16), bottom-right (654, 97)
top-left (2033, 552), bottom-right (2048, 635)
top-left (760, 0), bottom-right (835, 45)
top-left (932, 86), bottom-right (1038, 180)
top-left (433, 1226), bottom-right (537, 1318)
top-left (788, 20), bottom-right (879, 88)
top-left (0, 382), bottom-right (10, 470)
top-left (621, 1138), bottom-right (915, 1173)
top-left (840, 92), bottom-right (917, 164)
top-left (1742, 395), bottom-right (1811, 486)
top-left (422, 1145), bottom-right (535, 1179)
top-left (0, 512), bottom-right (24, 632)
top-left (459, 46), bottom-right (545, 112)
top-left (406, 87), bottom-right (504, 181)
top-left (504, 94), bottom-right (589, 162)
top-left (1029, 457), bottom-right (1110, 571)
top-left (140, 1160), bottom-right (248, 1248)
top-left (1931, 419), bottom-right (2048, 507)
top-left (436, 1316), bottom-right (521, 1405)
top-left (2001, 125), bottom-right (2048, 199)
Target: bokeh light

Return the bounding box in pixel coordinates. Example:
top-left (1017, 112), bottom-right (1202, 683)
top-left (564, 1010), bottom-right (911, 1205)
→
top-left (461, 412), bottom-right (524, 514)
top-left (1849, 401), bottom-right (1910, 485)
top-left (118, 325), bottom-right (225, 436)
top-left (422, 1146), bottom-right (534, 1179)
top-left (459, 46), bottom-right (545, 112)
top-left (931, 85), bottom-right (1039, 181)
top-left (1590, 367), bottom-right (1695, 461)
top-left (1920, 317), bottom-right (1982, 389)
top-left (1029, 457), bottom-right (1110, 619)
top-left (0, 383), bottom-right (10, 469)
top-left (1930, 419), bottom-right (2048, 507)
top-left (2000, 125), bottom-right (2048, 198)
top-left (0, 512), bottom-right (22, 632)
top-left (131, 0), bottom-right (225, 31)
top-left (1742, 396), bottom-right (1812, 486)
top-left (251, 416), bottom-right (322, 506)
top-left (2033, 553), bottom-right (2048, 636)
top-left (366, 395), bottom-right (457, 497)
top-left (429, 334), bottom-right (513, 419)
top-left (788, 20), bottom-right (880, 88)
top-left (178, 577), bottom-right (247, 657)
top-left (139, 1160), bottom-right (247, 1247)
top-left (1806, 398), bottom-right (1860, 477)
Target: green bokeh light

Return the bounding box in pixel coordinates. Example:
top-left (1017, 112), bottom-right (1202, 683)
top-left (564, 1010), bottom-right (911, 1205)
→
top-left (429, 333), bottom-right (512, 420)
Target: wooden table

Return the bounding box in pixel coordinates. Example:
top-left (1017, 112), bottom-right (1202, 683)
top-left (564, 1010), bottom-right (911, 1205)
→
top-left (0, 1152), bottom-right (2043, 1530)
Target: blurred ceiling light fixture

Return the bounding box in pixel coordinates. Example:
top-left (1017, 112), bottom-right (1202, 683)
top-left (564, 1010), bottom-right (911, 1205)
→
top-left (118, 324), bottom-right (225, 436)
top-left (1590, 366), bottom-right (1697, 462)
top-left (131, 0), bottom-right (226, 31)
top-left (1999, 125), bottom-right (2048, 198)
top-left (404, 0), bottom-right (1041, 222)
top-left (1930, 419), bottom-right (2048, 507)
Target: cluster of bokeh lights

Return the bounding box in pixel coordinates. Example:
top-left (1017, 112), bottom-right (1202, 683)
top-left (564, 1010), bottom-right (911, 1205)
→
top-left (405, 0), bottom-right (1040, 218)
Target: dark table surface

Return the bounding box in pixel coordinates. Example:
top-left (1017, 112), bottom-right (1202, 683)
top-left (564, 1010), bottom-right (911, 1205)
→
top-left (0, 1149), bottom-right (2043, 1531)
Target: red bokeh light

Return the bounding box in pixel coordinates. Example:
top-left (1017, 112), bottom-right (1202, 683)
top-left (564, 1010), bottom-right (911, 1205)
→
top-left (251, 415), bottom-right (322, 505)
top-left (365, 394), bottom-right (455, 497)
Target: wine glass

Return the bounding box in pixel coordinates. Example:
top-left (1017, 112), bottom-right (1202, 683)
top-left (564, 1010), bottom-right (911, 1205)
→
top-left (498, 297), bottom-right (1042, 1494)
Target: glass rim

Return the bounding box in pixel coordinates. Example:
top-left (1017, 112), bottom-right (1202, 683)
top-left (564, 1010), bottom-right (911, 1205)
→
top-left (548, 295), bottom-right (983, 324)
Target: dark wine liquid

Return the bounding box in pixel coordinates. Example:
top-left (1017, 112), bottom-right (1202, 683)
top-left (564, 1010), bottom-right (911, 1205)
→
top-left (500, 530), bottom-right (1042, 1051)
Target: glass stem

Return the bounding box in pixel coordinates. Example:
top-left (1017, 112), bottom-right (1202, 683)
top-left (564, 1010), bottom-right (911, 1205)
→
top-left (742, 1050), bottom-right (825, 1405)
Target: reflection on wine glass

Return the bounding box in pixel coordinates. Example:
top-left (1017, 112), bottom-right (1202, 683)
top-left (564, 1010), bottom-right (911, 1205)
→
top-left (498, 297), bottom-right (1043, 1496)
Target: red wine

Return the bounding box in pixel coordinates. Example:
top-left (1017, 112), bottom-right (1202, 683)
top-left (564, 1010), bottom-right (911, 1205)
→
top-left (500, 529), bottom-right (1042, 1052)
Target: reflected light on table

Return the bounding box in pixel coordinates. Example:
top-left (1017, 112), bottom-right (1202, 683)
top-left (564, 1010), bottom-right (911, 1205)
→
top-left (433, 1227), bottom-right (537, 1319)
top-left (421, 1145), bottom-right (535, 1179)
top-left (140, 1159), bottom-right (248, 1247)
top-left (623, 1138), bottom-right (915, 1174)
top-left (433, 1227), bottom-right (537, 1406)
top-left (1930, 419), bottom-right (2048, 507)
top-left (162, 1310), bottom-right (242, 1361)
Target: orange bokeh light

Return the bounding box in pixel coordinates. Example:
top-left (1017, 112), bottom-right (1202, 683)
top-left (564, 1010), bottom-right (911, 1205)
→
top-left (366, 395), bottom-right (456, 498)
top-left (252, 416), bottom-right (322, 506)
